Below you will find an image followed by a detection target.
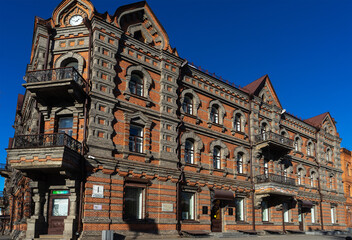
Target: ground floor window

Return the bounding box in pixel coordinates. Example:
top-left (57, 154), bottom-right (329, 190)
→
top-left (283, 202), bottom-right (290, 222)
top-left (262, 201), bottom-right (269, 222)
top-left (331, 205), bottom-right (337, 224)
top-left (235, 197), bottom-right (245, 221)
top-left (311, 205), bottom-right (316, 223)
top-left (181, 191), bottom-right (195, 220)
top-left (124, 186), bottom-right (144, 220)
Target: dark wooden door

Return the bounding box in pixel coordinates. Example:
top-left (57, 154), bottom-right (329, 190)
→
top-left (48, 194), bottom-right (70, 235)
top-left (298, 207), bottom-right (304, 231)
top-left (211, 200), bottom-right (222, 232)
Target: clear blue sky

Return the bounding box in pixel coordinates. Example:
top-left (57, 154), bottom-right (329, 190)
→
top-left (0, 0), bottom-right (351, 190)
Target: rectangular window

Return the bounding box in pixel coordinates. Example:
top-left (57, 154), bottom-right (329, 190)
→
top-left (331, 205), bottom-right (336, 224)
top-left (311, 206), bottom-right (316, 223)
top-left (58, 116), bottom-right (73, 136)
top-left (262, 201), bottom-right (269, 222)
top-left (129, 125), bottom-right (143, 153)
top-left (235, 198), bottom-right (244, 221)
top-left (181, 191), bottom-right (195, 220)
top-left (283, 202), bottom-right (290, 222)
top-left (124, 186), bottom-right (144, 220)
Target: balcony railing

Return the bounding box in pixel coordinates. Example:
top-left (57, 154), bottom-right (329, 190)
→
top-left (25, 67), bottom-right (86, 88)
top-left (255, 132), bottom-right (294, 147)
top-left (255, 173), bottom-right (296, 186)
top-left (12, 133), bottom-right (82, 153)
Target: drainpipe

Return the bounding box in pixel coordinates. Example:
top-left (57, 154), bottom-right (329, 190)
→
top-left (77, 17), bottom-right (92, 238)
top-left (315, 129), bottom-right (324, 230)
top-left (176, 60), bottom-right (187, 235)
top-left (248, 94), bottom-right (256, 231)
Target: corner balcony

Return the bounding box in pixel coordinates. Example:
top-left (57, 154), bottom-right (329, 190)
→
top-left (255, 132), bottom-right (293, 153)
top-left (7, 133), bottom-right (82, 175)
top-left (23, 67), bottom-right (87, 105)
top-left (254, 173), bottom-right (298, 197)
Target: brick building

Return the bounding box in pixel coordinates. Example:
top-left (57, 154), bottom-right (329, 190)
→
top-left (341, 148), bottom-right (352, 228)
top-left (1, 0), bottom-right (347, 239)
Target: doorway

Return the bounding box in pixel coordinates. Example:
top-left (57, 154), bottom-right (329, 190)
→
top-left (48, 190), bottom-right (70, 235)
top-left (211, 200), bottom-right (222, 232)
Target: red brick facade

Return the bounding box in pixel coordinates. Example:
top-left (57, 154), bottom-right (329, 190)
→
top-left (1, 0), bottom-right (347, 239)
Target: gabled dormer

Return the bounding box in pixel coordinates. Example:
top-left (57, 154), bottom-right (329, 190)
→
top-left (242, 74), bottom-right (282, 108)
top-left (114, 1), bottom-right (171, 51)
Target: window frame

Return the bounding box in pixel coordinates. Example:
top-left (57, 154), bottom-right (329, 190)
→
top-left (182, 94), bottom-right (193, 115)
top-left (180, 190), bottom-right (196, 221)
top-left (185, 139), bottom-right (194, 164)
top-left (129, 73), bottom-right (144, 96)
top-left (235, 197), bottom-right (245, 222)
top-left (213, 147), bottom-right (221, 169)
top-left (210, 105), bottom-right (219, 124)
top-left (237, 153), bottom-right (243, 174)
top-left (262, 200), bottom-right (269, 222)
top-left (129, 125), bottom-right (144, 153)
top-left (234, 113), bottom-right (241, 132)
top-left (123, 185), bottom-right (146, 220)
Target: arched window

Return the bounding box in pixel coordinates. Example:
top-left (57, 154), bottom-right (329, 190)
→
top-left (185, 139), bottom-right (194, 164)
top-left (326, 148), bottom-right (332, 162)
top-left (261, 123), bottom-right (268, 140)
top-left (234, 113), bottom-right (241, 132)
top-left (307, 142), bottom-right (312, 156)
top-left (129, 72), bottom-right (144, 96)
top-left (213, 147), bottom-right (221, 169)
top-left (294, 137), bottom-right (301, 152)
top-left (237, 153), bottom-right (243, 174)
top-left (310, 171), bottom-right (316, 187)
top-left (297, 168), bottom-right (304, 185)
top-left (182, 94), bottom-right (193, 115)
top-left (210, 105), bottom-right (219, 124)
top-left (329, 175), bottom-right (334, 189)
top-left (61, 57), bottom-right (78, 70)
top-left (264, 160), bottom-right (269, 177)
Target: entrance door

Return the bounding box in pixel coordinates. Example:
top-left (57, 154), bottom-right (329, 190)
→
top-left (211, 200), bottom-right (222, 232)
top-left (48, 191), bottom-right (70, 235)
top-left (298, 207), bottom-right (304, 231)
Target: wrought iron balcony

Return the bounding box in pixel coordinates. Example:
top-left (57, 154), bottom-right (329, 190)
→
top-left (12, 133), bottom-right (81, 153)
top-left (7, 133), bottom-right (82, 174)
top-left (255, 173), bottom-right (296, 186)
top-left (255, 132), bottom-right (293, 152)
top-left (23, 67), bottom-right (87, 105)
top-left (25, 67), bottom-right (86, 87)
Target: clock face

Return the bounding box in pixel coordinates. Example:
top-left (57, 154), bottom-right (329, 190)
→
top-left (70, 15), bottom-right (83, 26)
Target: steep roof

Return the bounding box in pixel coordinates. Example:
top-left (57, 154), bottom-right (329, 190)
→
top-left (242, 74), bottom-right (267, 95)
top-left (242, 74), bottom-right (282, 108)
top-left (304, 112), bottom-right (329, 128)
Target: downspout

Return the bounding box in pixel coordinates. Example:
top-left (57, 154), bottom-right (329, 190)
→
top-left (176, 60), bottom-right (187, 235)
top-left (248, 94), bottom-right (256, 231)
top-left (77, 17), bottom-right (92, 238)
top-left (316, 128), bottom-right (324, 230)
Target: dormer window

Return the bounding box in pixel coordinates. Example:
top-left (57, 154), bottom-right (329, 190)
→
top-left (133, 30), bottom-right (145, 43)
top-left (129, 73), bottom-right (143, 96)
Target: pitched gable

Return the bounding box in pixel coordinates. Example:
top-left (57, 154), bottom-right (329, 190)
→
top-left (52, 0), bottom-right (95, 27)
top-left (242, 75), bottom-right (282, 108)
top-left (304, 112), bottom-right (337, 134)
top-left (114, 1), bottom-right (171, 51)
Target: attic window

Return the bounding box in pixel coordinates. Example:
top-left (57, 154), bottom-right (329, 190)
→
top-left (133, 30), bottom-right (145, 43)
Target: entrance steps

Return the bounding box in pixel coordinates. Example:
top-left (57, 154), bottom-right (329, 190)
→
top-left (34, 235), bottom-right (66, 240)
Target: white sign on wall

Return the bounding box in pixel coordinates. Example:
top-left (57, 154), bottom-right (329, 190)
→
top-left (93, 205), bottom-right (102, 210)
top-left (92, 185), bottom-right (104, 198)
top-left (162, 203), bottom-right (173, 212)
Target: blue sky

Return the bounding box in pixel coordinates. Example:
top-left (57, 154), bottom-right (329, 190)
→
top-left (0, 0), bottom-right (351, 190)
